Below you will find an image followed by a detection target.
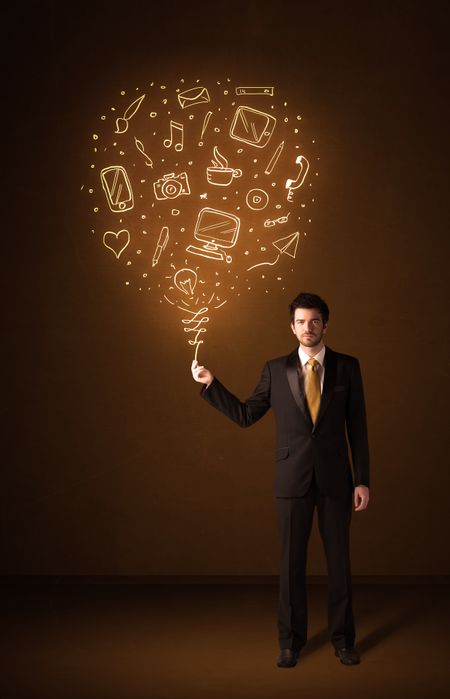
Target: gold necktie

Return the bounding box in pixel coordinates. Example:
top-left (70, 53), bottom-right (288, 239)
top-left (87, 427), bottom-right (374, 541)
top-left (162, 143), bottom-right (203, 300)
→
top-left (305, 358), bottom-right (321, 423)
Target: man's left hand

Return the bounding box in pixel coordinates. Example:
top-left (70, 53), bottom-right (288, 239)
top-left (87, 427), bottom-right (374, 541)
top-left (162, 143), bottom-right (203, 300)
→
top-left (354, 485), bottom-right (369, 511)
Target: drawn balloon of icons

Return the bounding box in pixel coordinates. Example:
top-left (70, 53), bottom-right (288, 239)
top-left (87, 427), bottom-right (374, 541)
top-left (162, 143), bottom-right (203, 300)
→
top-left (92, 81), bottom-right (314, 361)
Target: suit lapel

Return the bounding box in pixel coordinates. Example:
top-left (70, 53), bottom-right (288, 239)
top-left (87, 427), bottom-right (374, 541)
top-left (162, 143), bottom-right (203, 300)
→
top-left (314, 346), bottom-right (337, 428)
top-left (286, 348), bottom-right (312, 426)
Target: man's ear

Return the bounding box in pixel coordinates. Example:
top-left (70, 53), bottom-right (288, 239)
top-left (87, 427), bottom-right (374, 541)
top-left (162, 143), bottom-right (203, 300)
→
top-left (323, 322), bottom-right (328, 334)
top-left (290, 322), bottom-right (296, 334)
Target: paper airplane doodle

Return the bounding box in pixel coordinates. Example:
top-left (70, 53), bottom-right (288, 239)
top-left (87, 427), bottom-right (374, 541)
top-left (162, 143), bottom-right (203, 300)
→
top-left (246, 231), bottom-right (299, 271)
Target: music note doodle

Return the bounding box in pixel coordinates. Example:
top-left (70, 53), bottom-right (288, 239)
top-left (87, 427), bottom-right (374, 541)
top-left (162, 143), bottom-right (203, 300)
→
top-left (164, 120), bottom-right (184, 152)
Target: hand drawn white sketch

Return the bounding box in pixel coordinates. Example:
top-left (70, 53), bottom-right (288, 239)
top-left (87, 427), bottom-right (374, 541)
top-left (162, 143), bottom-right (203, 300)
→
top-left (264, 212), bottom-right (290, 227)
top-left (235, 86), bottom-right (274, 96)
top-left (174, 268), bottom-right (198, 297)
top-left (246, 188), bottom-right (269, 210)
top-left (207, 146), bottom-right (242, 186)
top-left (103, 229), bottom-right (131, 258)
top-left (134, 137), bottom-right (153, 167)
top-left (246, 231), bottom-right (299, 271)
top-left (152, 226), bottom-right (169, 267)
top-left (286, 155), bottom-right (310, 201)
top-left (85, 78), bottom-right (318, 362)
top-left (164, 120), bottom-right (184, 152)
top-left (186, 208), bottom-right (240, 264)
top-left (100, 166), bottom-right (134, 212)
top-left (230, 106), bottom-right (276, 148)
top-left (115, 94), bottom-right (146, 134)
top-left (199, 111), bottom-right (213, 146)
top-left (178, 86), bottom-right (211, 109)
top-left (153, 172), bottom-right (191, 201)
top-left (265, 141), bottom-right (284, 175)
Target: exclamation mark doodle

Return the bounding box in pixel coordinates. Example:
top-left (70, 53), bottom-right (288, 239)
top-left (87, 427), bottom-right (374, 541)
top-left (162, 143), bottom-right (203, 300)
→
top-left (198, 111), bottom-right (213, 147)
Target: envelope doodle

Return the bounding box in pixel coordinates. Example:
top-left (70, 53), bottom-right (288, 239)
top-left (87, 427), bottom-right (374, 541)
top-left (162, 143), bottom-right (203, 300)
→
top-left (178, 86), bottom-right (211, 110)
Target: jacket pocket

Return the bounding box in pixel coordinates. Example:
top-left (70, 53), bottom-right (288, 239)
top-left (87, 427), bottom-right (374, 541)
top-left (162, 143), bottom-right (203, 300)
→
top-left (275, 446), bottom-right (289, 461)
top-left (333, 385), bottom-right (345, 392)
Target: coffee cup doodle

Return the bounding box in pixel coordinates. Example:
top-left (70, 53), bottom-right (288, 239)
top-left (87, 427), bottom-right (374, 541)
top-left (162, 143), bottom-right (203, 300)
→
top-left (206, 146), bottom-right (242, 186)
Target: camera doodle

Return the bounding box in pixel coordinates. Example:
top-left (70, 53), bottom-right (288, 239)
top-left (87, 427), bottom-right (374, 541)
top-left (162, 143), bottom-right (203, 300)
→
top-left (153, 172), bottom-right (191, 201)
top-left (83, 77), bottom-right (318, 360)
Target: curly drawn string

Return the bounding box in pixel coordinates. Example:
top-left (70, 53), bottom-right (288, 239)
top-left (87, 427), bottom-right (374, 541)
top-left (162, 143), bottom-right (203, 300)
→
top-left (178, 306), bottom-right (210, 362)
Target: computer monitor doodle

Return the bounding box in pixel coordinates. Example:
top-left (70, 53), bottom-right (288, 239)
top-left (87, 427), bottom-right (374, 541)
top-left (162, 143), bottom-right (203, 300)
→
top-left (186, 208), bottom-right (240, 264)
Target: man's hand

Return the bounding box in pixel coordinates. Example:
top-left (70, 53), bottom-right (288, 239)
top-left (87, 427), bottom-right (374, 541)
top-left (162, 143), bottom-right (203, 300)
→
top-left (191, 359), bottom-right (214, 386)
top-left (354, 485), bottom-right (369, 511)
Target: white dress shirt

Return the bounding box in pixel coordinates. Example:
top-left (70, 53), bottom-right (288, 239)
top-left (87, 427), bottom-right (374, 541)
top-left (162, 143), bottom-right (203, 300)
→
top-left (298, 344), bottom-right (326, 394)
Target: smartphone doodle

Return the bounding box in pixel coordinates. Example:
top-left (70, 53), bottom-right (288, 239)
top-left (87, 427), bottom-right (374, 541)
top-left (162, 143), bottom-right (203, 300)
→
top-left (100, 166), bottom-right (134, 213)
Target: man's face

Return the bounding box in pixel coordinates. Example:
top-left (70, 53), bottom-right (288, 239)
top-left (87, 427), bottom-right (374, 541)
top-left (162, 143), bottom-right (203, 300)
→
top-left (290, 307), bottom-right (327, 348)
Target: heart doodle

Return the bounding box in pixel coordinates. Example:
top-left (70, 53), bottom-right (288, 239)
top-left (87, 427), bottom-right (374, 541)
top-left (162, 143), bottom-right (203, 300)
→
top-left (103, 229), bottom-right (131, 259)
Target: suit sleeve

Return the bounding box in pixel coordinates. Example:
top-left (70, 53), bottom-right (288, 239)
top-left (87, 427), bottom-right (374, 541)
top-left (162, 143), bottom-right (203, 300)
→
top-left (199, 363), bottom-right (271, 428)
top-left (346, 359), bottom-right (370, 488)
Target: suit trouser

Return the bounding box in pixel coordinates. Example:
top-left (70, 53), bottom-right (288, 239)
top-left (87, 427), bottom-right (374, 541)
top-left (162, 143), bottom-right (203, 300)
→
top-left (276, 471), bottom-right (355, 651)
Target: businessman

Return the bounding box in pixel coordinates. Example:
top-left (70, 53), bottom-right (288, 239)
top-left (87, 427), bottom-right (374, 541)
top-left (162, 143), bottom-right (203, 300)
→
top-left (191, 292), bottom-right (370, 668)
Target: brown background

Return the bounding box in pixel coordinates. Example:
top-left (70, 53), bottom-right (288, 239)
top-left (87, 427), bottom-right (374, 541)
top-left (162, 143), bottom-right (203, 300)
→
top-left (3, 0), bottom-right (449, 576)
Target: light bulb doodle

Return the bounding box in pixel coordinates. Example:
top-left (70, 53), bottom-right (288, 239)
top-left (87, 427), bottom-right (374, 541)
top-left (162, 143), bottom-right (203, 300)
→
top-left (286, 154), bottom-right (310, 202)
top-left (115, 94), bottom-right (146, 134)
top-left (174, 268), bottom-right (197, 297)
top-left (82, 78), bottom-right (319, 360)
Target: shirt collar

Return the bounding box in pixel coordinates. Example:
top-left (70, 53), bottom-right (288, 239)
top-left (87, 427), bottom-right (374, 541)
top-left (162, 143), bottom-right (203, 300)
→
top-left (298, 344), bottom-right (326, 367)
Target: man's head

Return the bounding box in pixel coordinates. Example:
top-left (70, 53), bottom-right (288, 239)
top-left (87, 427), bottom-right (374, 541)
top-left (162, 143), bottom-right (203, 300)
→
top-left (289, 292), bottom-right (329, 350)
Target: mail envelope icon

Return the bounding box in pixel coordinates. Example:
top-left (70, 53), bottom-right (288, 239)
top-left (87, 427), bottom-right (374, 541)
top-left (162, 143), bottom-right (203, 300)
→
top-left (178, 86), bottom-right (211, 109)
top-left (229, 105), bottom-right (276, 148)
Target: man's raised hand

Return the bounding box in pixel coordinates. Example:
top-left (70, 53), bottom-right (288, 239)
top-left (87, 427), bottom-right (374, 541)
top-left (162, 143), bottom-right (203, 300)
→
top-left (191, 360), bottom-right (214, 386)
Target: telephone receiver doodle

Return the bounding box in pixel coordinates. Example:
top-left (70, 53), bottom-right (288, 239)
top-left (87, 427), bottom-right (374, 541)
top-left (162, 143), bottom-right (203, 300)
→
top-left (285, 155), bottom-right (310, 202)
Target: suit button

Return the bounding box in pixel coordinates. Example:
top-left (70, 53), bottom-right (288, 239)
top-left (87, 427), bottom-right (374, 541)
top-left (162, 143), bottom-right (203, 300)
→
top-left (311, 434), bottom-right (316, 439)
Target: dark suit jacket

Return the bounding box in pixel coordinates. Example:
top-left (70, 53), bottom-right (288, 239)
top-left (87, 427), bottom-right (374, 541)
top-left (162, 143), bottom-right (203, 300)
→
top-left (200, 345), bottom-right (370, 497)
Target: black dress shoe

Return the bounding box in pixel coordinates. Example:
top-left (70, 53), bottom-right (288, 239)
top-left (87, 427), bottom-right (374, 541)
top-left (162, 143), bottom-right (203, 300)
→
top-left (276, 648), bottom-right (299, 668)
top-left (334, 646), bottom-right (360, 665)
